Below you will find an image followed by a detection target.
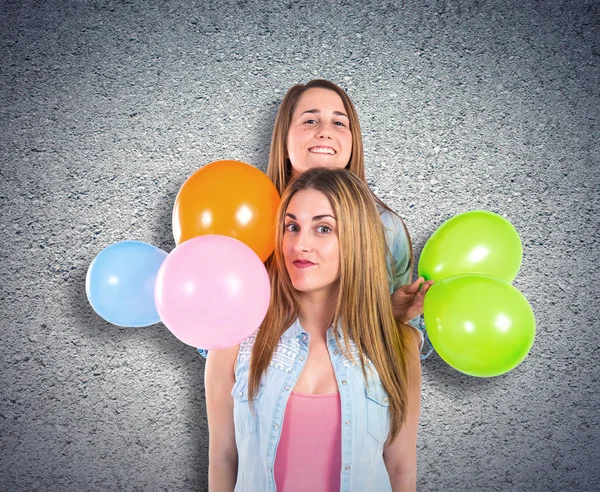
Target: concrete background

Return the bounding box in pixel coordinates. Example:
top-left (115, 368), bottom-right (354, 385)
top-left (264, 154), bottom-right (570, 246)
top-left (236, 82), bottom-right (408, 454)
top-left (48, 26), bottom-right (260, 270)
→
top-left (1, 0), bottom-right (598, 490)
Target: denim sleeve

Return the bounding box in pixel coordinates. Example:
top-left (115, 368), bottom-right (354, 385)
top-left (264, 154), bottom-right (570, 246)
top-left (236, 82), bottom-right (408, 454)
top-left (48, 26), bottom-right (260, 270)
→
top-left (197, 348), bottom-right (208, 358)
top-left (407, 316), bottom-right (434, 360)
top-left (378, 208), bottom-right (411, 293)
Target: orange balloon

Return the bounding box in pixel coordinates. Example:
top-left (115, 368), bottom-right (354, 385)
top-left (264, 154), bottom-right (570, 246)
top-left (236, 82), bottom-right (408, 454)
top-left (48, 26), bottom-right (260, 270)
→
top-left (172, 160), bottom-right (281, 262)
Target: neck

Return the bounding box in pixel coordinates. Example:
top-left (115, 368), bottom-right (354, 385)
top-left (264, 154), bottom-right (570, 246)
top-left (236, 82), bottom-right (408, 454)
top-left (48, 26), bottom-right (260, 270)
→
top-left (297, 289), bottom-right (338, 339)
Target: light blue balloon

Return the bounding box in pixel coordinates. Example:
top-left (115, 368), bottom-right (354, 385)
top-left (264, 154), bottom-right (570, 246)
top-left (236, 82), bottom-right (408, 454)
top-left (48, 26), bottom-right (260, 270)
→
top-left (85, 241), bottom-right (168, 327)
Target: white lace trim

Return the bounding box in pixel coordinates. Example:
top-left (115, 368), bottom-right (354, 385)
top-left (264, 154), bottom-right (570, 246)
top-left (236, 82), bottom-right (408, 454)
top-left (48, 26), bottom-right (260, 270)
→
top-left (238, 335), bottom-right (301, 373)
top-left (237, 332), bottom-right (369, 372)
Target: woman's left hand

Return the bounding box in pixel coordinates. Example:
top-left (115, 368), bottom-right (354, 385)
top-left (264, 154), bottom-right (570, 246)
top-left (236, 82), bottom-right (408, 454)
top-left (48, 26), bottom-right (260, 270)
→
top-left (391, 277), bottom-right (434, 323)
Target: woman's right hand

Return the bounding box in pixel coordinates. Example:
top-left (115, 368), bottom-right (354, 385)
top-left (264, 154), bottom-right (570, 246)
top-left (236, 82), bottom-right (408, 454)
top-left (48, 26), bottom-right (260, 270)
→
top-left (390, 277), bottom-right (434, 323)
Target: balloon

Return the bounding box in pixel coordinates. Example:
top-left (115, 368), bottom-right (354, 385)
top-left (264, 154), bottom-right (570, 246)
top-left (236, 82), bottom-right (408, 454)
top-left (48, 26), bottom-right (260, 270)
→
top-left (418, 210), bottom-right (522, 282)
top-left (423, 274), bottom-right (535, 377)
top-left (172, 159), bottom-right (281, 262)
top-left (86, 241), bottom-right (167, 327)
top-left (154, 234), bottom-right (271, 349)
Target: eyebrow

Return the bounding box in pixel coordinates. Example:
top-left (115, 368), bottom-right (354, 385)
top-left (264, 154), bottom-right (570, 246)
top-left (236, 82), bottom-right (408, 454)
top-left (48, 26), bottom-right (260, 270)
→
top-left (299, 109), bottom-right (349, 118)
top-left (286, 213), bottom-right (337, 221)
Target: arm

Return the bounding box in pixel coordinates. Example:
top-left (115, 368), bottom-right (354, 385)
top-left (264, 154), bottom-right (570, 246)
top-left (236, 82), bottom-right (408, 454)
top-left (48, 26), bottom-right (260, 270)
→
top-left (205, 344), bottom-right (240, 492)
top-left (379, 208), bottom-right (433, 323)
top-left (383, 327), bottom-right (422, 492)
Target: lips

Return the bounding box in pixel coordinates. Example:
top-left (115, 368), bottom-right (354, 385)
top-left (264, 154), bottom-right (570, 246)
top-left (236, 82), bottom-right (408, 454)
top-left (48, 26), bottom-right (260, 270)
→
top-left (292, 259), bottom-right (316, 268)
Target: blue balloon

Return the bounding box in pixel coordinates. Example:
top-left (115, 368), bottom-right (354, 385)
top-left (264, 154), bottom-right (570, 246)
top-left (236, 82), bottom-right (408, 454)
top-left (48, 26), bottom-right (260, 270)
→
top-left (85, 241), bottom-right (168, 327)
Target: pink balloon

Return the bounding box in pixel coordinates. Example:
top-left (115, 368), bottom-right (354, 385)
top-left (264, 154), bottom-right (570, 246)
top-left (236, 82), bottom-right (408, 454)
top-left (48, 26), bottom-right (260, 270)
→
top-left (154, 235), bottom-right (270, 349)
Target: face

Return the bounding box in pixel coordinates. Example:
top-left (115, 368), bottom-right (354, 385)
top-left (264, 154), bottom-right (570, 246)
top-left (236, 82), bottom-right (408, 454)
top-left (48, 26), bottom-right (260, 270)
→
top-left (286, 88), bottom-right (353, 175)
top-left (282, 189), bottom-right (340, 299)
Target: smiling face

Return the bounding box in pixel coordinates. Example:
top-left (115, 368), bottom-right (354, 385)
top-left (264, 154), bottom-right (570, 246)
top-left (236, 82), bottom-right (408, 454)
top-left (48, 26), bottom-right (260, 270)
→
top-left (286, 88), bottom-right (353, 175)
top-left (282, 188), bottom-right (340, 300)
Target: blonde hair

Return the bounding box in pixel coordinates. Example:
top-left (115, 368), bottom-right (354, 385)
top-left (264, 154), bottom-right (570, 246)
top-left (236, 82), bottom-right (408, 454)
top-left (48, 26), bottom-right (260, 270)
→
top-left (266, 79), bottom-right (414, 276)
top-left (249, 167), bottom-right (411, 441)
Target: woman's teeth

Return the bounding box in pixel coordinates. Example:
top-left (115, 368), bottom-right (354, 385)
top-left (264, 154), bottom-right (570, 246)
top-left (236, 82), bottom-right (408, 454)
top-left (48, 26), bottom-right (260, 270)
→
top-left (309, 147), bottom-right (335, 154)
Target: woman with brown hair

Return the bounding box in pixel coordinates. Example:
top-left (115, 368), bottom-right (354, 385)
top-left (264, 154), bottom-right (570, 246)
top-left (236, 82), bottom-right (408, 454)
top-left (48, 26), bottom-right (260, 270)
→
top-left (271, 80), bottom-right (432, 342)
top-left (205, 167), bottom-right (422, 491)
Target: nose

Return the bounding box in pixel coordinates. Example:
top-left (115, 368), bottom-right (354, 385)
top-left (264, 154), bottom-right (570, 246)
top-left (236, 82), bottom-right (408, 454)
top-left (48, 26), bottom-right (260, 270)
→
top-left (292, 230), bottom-right (313, 253)
top-left (316, 123), bottom-right (332, 139)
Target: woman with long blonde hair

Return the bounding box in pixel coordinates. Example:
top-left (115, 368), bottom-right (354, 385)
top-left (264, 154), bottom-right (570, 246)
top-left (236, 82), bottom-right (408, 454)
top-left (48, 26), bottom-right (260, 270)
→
top-left (205, 168), bottom-right (422, 491)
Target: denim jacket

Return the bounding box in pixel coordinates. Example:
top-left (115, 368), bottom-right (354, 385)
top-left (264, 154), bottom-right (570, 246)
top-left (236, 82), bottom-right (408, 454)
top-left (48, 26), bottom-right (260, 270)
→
top-left (231, 319), bottom-right (393, 492)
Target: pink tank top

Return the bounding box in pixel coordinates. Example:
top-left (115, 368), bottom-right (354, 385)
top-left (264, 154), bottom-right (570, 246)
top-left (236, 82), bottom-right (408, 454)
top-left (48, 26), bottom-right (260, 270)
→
top-left (274, 391), bottom-right (342, 491)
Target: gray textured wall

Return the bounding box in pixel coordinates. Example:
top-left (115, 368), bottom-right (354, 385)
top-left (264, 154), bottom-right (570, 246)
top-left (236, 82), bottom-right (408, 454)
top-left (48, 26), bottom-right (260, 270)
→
top-left (1, 0), bottom-right (598, 490)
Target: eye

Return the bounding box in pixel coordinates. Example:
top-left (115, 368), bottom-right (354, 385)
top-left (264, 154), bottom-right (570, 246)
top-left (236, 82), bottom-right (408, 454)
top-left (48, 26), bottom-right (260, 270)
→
top-left (333, 121), bottom-right (346, 127)
top-left (317, 225), bottom-right (331, 234)
top-left (304, 119), bottom-right (317, 124)
top-left (285, 223), bottom-right (299, 233)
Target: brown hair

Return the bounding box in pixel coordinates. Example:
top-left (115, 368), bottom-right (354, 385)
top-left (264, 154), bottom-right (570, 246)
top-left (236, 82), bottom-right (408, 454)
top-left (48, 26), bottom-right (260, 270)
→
top-left (249, 167), bottom-right (411, 441)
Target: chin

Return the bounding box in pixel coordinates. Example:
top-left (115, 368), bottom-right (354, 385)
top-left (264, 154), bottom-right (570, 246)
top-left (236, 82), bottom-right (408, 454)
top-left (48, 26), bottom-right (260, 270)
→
top-left (292, 282), bottom-right (334, 297)
top-left (287, 276), bottom-right (309, 292)
top-left (306, 159), bottom-right (342, 170)
top-left (289, 278), bottom-right (312, 292)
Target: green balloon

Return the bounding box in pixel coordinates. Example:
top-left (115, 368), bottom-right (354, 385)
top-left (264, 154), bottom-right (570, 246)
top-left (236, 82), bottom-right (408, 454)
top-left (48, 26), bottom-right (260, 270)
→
top-left (418, 210), bottom-right (522, 282)
top-left (423, 275), bottom-right (535, 377)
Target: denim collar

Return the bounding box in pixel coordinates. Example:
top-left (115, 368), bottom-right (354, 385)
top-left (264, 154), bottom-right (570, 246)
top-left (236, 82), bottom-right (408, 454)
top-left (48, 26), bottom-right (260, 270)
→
top-left (282, 318), bottom-right (307, 339)
top-left (283, 317), bottom-right (342, 341)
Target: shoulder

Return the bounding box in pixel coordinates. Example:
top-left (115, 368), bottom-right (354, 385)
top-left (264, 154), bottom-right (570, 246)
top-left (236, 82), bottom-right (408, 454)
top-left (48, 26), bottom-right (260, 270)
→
top-left (204, 344), bottom-right (240, 388)
top-left (238, 332), bottom-right (258, 366)
top-left (206, 343), bottom-right (240, 362)
top-left (205, 331), bottom-right (263, 377)
top-left (399, 323), bottom-right (423, 356)
top-left (236, 324), bottom-right (296, 375)
top-left (377, 205), bottom-right (410, 252)
top-left (377, 205), bottom-right (407, 235)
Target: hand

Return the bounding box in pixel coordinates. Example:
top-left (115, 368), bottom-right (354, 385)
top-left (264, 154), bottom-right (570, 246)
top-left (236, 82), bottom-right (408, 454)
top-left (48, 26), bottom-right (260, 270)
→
top-left (391, 277), bottom-right (434, 323)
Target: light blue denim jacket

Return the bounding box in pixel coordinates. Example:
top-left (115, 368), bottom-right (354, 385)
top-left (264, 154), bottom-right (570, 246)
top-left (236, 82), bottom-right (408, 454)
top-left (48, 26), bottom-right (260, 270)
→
top-left (232, 319), bottom-right (394, 491)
